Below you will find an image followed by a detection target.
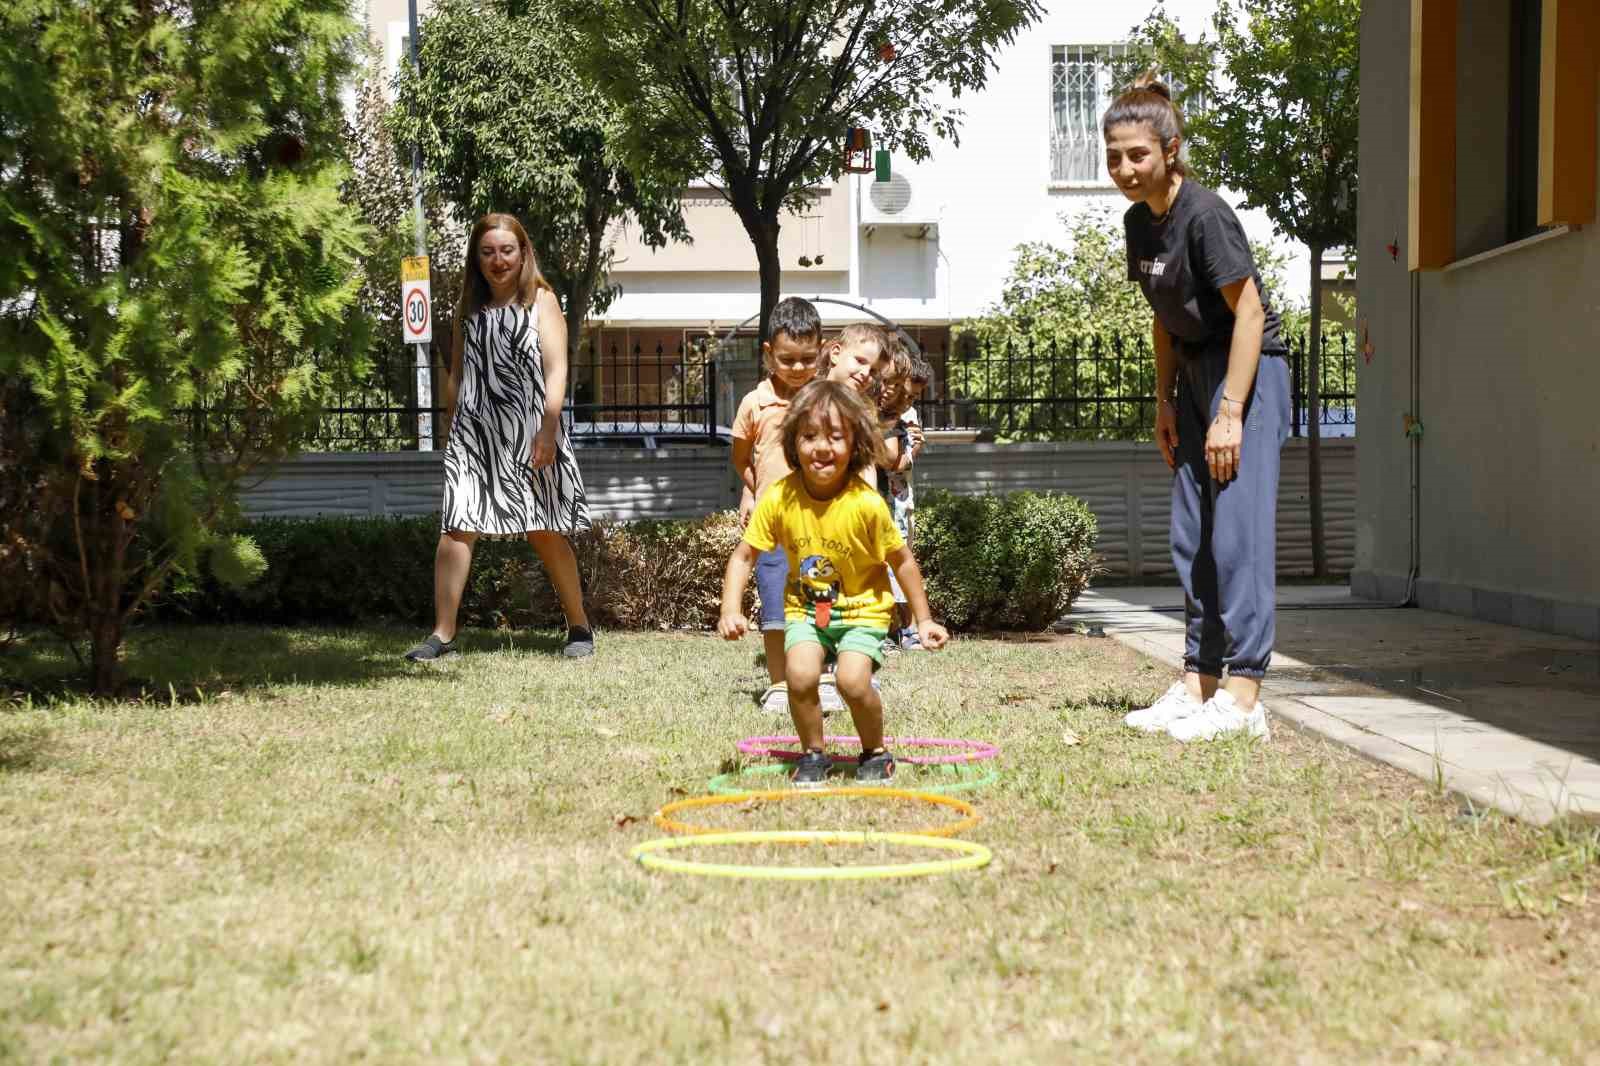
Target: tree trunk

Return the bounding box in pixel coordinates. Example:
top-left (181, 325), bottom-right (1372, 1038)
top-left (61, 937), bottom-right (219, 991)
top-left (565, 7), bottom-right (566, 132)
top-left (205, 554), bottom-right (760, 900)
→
top-left (83, 475), bottom-right (125, 697)
top-left (737, 203), bottom-right (783, 345)
top-left (1307, 243), bottom-right (1327, 578)
top-left (90, 612), bottom-right (122, 697)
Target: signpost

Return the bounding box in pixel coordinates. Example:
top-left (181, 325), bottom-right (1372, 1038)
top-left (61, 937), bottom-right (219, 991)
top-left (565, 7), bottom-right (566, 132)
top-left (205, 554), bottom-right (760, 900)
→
top-left (406, 0), bottom-right (433, 450)
top-left (402, 256), bottom-right (432, 345)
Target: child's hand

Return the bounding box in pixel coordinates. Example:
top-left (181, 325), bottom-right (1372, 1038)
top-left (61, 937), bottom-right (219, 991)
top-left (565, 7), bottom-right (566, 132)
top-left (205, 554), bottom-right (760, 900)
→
top-left (738, 497), bottom-right (753, 528)
top-left (917, 618), bottom-right (950, 651)
top-left (718, 613), bottom-right (750, 641)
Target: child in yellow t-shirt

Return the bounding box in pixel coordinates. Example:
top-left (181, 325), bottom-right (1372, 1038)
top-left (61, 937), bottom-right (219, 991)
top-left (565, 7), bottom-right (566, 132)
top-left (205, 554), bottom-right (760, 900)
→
top-left (718, 380), bottom-right (950, 787)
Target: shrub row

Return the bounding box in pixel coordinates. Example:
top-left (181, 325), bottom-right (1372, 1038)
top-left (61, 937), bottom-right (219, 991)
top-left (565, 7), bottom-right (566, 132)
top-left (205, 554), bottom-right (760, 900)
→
top-left (151, 491), bottom-right (1098, 632)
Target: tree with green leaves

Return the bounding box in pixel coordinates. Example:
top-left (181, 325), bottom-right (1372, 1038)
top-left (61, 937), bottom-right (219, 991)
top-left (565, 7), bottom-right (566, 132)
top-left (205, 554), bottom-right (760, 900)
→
top-left (564, 0), bottom-right (1044, 341)
top-left (388, 0), bottom-right (689, 363)
top-left (343, 68), bottom-right (466, 449)
top-left (952, 209), bottom-right (1294, 442)
top-left (0, 0), bottom-right (371, 693)
top-left (1118, 0), bottom-right (1359, 576)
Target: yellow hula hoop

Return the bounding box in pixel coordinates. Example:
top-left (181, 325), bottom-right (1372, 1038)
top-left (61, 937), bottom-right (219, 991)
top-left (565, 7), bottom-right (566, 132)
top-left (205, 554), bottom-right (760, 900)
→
top-left (651, 787), bottom-right (979, 839)
top-left (630, 830), bottom-right (992, 881)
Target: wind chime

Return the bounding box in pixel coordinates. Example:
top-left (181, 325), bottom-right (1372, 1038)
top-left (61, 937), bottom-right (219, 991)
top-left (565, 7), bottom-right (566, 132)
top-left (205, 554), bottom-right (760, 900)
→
top-left (797, 212), bottom-right (825, 268)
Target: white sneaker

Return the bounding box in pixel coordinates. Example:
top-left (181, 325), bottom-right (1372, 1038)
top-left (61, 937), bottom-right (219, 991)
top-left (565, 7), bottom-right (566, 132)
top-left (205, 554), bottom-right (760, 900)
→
top-left (1124, 681), bottom-right (1203, 733)
top-left (760, 682), bottom-right (789, 714)
top-left (1167, 689), bottom-right (1270, 743)
top-left (818, 673), bottom-right (845, 715)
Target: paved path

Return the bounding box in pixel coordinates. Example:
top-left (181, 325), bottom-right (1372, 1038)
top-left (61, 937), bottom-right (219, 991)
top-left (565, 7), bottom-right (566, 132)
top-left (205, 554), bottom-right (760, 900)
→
top-left (1068, 586), bottom-right (1600, 825)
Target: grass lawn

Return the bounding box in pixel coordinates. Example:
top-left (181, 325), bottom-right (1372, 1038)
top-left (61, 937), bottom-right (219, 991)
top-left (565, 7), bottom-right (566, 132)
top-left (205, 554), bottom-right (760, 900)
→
top-left (2, 625), bottom-right (1597, 1064)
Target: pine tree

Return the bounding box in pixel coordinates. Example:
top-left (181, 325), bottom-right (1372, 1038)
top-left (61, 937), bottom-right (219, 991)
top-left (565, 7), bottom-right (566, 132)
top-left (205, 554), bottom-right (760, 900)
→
top-left (0, 0), bottom-right (372, 692)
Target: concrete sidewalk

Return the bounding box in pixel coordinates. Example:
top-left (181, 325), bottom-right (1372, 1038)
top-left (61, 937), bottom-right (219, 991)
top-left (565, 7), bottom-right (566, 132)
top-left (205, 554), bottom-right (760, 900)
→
top-left (1067, 585), bottom-right (1600, 824)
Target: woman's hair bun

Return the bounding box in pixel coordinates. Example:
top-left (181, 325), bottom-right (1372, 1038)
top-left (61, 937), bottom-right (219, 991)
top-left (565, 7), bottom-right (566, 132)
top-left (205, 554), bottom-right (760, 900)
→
top-left (1131, 71), bottom-right (1173, 101)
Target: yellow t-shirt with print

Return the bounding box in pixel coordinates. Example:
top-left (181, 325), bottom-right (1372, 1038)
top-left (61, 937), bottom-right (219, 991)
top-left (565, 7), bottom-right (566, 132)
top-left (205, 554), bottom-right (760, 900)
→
top-left (743, 473), bottom-right (906, 630)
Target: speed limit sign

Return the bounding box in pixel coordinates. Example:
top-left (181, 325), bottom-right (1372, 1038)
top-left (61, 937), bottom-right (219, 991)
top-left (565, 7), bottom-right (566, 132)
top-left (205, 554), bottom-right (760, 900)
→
top-left (401, 255), bottom-right (432, 344)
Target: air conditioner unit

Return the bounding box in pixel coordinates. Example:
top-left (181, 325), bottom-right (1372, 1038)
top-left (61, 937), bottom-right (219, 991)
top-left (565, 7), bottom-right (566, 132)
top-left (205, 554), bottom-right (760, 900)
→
top-left (859, 171), bottom-right (936, 226)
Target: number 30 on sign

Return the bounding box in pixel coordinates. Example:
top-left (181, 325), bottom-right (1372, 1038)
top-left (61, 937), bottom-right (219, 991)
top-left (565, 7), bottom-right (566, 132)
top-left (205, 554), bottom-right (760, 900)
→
top-left (401, 256), bottom-right (432, 344)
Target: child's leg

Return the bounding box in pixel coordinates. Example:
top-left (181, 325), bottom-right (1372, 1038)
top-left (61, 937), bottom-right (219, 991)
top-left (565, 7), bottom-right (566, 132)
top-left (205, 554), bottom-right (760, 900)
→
top-left (763, 632), bottom-right (787, 686)
top-left (754, 548), bottom-right (789, 686)
top-left (833, 629), bottom-right (889, 751)
top-left (784, 638), bottom-right (828, 752)
top-left (833, 651), bottom-right (884, 752)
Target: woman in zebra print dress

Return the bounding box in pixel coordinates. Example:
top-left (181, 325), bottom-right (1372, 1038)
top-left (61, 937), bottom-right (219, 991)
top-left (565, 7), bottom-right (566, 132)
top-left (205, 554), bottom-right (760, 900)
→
top-left (405, 214), bottom-right (594, 661)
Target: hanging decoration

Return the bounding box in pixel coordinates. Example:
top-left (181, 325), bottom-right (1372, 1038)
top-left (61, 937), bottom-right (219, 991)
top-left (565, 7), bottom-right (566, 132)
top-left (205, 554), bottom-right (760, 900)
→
top-left (843, 127), bottom-right (873, 173)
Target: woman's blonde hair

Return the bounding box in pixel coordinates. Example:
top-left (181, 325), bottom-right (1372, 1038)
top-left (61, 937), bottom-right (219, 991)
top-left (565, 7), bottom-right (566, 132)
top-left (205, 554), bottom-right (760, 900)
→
top-left (780, 380), bottom-right (888, 480)
top-left (457, 213), bottom-right (551, 321)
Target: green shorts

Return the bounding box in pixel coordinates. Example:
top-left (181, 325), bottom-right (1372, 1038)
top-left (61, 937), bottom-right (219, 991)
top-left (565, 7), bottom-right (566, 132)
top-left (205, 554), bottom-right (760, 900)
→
top-left (784, 620), bottom-right (889, 667)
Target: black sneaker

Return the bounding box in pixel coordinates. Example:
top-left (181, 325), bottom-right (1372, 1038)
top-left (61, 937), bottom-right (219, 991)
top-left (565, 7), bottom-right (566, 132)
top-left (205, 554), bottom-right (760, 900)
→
top-left (404, 634), bottom-right (456, 662)
top-left (792, 750), bottom-right (832, 788)
top-left (562, 626), bottom-right (595, 658)
top-left (854, 749), bottom-right (896, 785)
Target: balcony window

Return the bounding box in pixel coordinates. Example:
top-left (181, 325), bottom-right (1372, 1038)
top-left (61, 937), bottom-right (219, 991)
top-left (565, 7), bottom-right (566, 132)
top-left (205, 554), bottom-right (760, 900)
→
top-left (1051, 44), bottom-right (1128, 185)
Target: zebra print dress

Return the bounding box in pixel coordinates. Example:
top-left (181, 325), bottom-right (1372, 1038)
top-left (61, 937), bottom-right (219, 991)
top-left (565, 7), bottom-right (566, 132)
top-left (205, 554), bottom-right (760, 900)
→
top-left (440, 303), bottom-right (590, 538)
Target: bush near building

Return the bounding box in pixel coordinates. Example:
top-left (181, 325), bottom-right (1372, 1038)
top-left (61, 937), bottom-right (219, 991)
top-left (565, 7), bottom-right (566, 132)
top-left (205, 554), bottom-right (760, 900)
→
top-left (151, 492), bottom-right (1097, 633)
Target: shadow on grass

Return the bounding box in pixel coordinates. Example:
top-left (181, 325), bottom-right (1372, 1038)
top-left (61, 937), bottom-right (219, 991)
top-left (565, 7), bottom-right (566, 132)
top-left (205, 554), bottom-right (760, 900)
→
top-left (0, 623), bottom-right (580, 705)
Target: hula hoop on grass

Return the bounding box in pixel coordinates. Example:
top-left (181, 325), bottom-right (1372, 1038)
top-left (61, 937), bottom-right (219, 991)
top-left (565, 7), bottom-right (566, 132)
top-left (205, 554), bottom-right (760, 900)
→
top-left (735, 735), bottom-right (999, 766)
top-left (706, 762), bottom-right (1000, 796)
top-left (652, 787), bottom-right (978, 838)
top-left (630, 830), bottom-right (992, 881)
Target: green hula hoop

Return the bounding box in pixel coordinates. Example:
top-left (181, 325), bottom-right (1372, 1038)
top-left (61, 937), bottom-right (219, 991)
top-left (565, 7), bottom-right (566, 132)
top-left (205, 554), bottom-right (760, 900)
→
top-left (630, 830), bottom-right (992, 881)
top-left (706, 762), bottom-right (1000, 796)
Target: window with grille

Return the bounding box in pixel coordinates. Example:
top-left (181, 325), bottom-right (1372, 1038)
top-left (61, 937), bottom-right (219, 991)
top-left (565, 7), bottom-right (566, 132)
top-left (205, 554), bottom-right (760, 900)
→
top-left (1051, 44), bottom-right (1128, 184)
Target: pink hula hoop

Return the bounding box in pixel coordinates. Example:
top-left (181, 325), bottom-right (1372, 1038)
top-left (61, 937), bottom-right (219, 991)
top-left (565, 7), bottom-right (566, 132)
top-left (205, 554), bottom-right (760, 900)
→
top-left (735, 735), bottom-right (1000, 766)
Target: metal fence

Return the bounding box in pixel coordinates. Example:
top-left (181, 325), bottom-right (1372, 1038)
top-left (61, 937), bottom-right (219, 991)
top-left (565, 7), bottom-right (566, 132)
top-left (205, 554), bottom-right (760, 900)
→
top-left (293, 338), bottom-right (721, 451)
top-left (922, 332), bottom-right (1357, 441)
top-left (263, 329), bottom-right (1355, 451)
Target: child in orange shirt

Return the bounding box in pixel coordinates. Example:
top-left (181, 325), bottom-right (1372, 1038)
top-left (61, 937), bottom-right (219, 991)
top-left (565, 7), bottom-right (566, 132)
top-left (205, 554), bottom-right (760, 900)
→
top-left (731, 297), bottom-right (824, 714)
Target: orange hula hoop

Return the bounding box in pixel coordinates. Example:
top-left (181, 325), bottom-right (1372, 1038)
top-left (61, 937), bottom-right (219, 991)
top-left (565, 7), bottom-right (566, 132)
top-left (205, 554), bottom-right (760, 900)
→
top-left (651, 787), bottom-right (979, 839)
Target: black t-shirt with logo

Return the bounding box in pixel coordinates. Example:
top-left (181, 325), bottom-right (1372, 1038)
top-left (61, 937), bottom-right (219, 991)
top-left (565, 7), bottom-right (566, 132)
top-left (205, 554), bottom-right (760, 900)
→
top-left (1124, 181), bottom-right (1287, 360)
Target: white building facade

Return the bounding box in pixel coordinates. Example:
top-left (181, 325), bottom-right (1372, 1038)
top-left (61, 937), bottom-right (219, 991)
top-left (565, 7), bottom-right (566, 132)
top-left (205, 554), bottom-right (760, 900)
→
top-left (366, 1), bottom-right (1307, 419)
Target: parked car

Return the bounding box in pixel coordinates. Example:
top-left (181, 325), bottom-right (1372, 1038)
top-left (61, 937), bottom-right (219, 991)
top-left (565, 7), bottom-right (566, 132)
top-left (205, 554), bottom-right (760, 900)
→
top-left (567, 420), bottom-right (734, 450)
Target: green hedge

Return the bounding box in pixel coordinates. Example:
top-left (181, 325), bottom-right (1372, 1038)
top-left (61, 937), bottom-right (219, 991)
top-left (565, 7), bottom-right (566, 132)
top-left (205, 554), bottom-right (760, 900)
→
top-left (913, 489), bottom-right (1098, 630)
top-left (152, 491), bottom-right (1098, 632)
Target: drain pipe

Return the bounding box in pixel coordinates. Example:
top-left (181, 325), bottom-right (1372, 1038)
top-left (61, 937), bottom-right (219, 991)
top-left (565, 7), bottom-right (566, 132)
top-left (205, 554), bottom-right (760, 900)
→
top-left (1404, 269), bottom-right (1421, 606)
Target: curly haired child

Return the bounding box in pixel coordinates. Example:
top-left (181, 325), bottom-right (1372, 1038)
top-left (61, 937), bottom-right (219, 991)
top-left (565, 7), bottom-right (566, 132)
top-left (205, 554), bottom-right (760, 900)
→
top-left (718, 380), bottom-right (950, 786)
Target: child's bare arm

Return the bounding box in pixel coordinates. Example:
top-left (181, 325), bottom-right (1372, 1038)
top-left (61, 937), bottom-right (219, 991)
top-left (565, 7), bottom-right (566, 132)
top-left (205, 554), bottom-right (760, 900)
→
top-left (719, 541), bottom-right (759, 639)
top-left (880, 431), bottom-right (902, 468)
top-left (731, 437), bottom-right (757, 489)
top-left (886, 545), bottom-right (949, 650)
top-left (731, 437), bottom-right (758, 525)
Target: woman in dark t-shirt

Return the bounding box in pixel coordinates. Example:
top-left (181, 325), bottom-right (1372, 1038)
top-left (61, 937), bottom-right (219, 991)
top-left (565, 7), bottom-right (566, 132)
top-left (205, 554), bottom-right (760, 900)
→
top-left (1106, 80), bottom-right (1291, 743)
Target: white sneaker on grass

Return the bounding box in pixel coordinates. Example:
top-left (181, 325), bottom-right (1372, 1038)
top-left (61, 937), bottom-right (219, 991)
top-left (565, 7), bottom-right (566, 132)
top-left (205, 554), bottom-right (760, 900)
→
top-left (1123, 681), bottom-right (1203, 733)
top-left (760, 682), bottom-right (789, 714)
top-left (1167, 689), bottom-right (1270, 743)
top-left (818, 673), bottom-right (845, 715)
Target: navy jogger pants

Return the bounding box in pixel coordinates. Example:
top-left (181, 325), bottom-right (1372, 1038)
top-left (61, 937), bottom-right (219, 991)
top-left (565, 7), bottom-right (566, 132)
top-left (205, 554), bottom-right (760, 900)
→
top-left (1170, 352), bottom-right (1290, 680)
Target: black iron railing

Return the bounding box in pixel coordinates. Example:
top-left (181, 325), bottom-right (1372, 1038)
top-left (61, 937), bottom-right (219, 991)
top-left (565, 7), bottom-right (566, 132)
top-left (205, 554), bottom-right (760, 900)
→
top-left (191, 330), bottom-right (1355, 450)
top-left (921, 331), bottom-right (1356, 441)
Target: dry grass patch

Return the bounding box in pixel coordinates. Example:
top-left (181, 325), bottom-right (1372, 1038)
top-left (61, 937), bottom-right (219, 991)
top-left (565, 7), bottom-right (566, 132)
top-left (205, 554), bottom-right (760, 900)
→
top-left (1, 626), bottom-right (1597, 1064)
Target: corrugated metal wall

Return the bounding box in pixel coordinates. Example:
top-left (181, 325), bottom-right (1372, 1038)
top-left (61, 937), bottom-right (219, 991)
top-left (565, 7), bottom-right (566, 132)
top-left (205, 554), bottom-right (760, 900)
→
top-left (239, 438), bottom-right (1356, 578)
